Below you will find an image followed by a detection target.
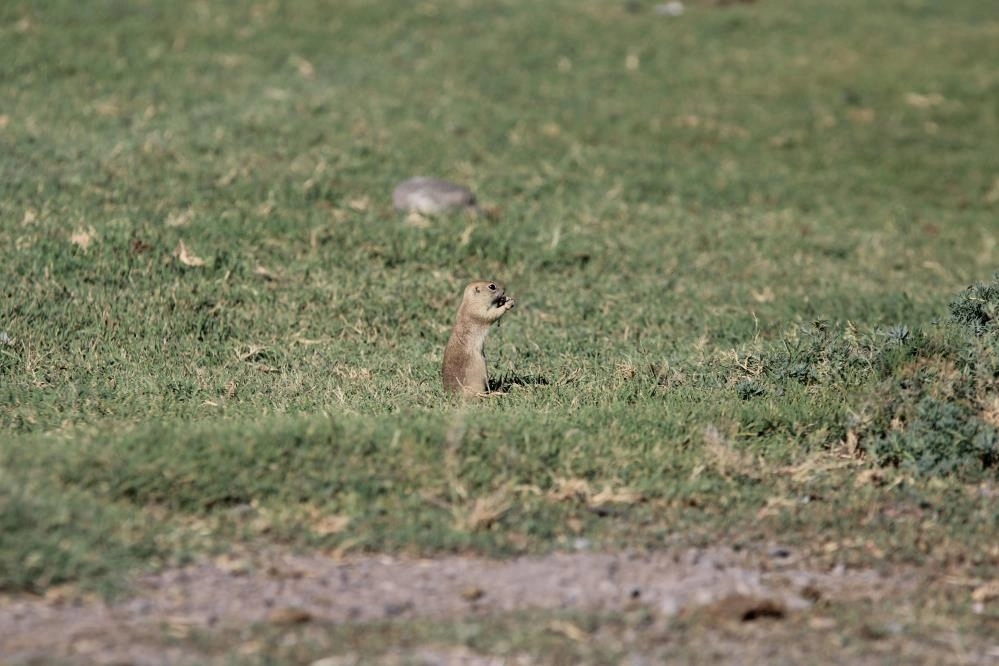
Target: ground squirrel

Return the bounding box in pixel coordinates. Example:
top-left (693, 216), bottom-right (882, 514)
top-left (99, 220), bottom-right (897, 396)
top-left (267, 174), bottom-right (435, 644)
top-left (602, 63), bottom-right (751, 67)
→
top-left (442, 281), bottom-right (516, 395)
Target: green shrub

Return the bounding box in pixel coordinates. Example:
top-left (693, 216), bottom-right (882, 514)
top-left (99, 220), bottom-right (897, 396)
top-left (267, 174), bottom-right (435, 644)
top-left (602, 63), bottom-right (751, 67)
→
top-left (949, 274), bottom-right (999, 335)
top-left (868, 396), bottom-right (999, 476)
top-left (731, 277), bottom-right (999, 478)
top-left (856, 276), bottom-right (999, 477)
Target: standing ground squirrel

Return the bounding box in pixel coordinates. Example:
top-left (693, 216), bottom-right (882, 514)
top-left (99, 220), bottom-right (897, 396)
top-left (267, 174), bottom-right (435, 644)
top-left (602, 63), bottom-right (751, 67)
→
top-left (442, 280), bottom-right (516, 395)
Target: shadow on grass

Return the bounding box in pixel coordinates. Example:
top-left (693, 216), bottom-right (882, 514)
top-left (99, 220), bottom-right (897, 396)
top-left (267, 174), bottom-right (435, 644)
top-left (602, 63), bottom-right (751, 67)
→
top-left (488, 373), bottom-right (551, 392)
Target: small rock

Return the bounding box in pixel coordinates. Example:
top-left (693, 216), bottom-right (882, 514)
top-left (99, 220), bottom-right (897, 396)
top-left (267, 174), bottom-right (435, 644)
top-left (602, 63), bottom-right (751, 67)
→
top-left (392, 177), bottom-right (477, 215)
top-left (654, 2), bottom-right (685, 17)
top-left (267, 607), bottom-right (313, 626)
top-left (0, 331), bottom-right (12, 345)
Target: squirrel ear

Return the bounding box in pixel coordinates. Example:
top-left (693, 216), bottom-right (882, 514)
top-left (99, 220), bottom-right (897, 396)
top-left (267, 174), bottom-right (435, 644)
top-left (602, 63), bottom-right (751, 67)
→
top-left (474, 286), bottom-right (480, 293)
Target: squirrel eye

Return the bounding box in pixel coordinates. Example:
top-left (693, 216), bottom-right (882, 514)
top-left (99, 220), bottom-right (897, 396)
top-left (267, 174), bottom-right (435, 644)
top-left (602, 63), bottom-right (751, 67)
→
top-left (488, 283), bottom-right (496, 290)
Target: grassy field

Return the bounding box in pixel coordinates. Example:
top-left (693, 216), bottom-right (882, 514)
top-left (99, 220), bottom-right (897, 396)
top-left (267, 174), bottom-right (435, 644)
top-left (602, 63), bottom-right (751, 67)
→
top-left (2, 0), bottom-right (999, 661)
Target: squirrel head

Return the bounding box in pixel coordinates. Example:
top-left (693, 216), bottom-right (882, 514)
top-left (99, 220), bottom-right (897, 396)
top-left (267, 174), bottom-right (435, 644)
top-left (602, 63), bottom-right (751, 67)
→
top-left (462, 280), bottom-right (515, 324)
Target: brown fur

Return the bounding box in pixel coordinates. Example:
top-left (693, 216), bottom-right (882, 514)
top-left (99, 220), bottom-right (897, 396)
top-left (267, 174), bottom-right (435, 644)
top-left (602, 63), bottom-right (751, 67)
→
top-left (442, 280), bottom-right (516, 395)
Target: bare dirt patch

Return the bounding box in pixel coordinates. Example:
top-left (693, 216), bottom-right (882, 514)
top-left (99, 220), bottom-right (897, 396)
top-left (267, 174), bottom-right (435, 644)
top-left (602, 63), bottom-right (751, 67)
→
top-left (2, 545), bottom-right (919, 664)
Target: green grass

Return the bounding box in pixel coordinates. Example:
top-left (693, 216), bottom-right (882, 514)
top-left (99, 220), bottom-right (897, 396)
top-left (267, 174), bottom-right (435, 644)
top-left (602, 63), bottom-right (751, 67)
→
top-left (2, 0), bottom-right (998, 636)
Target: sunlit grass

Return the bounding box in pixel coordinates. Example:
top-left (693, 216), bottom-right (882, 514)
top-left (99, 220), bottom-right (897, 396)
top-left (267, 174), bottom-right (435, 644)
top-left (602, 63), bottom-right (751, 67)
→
top-left (1, 0), bottom-right (997, 614)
